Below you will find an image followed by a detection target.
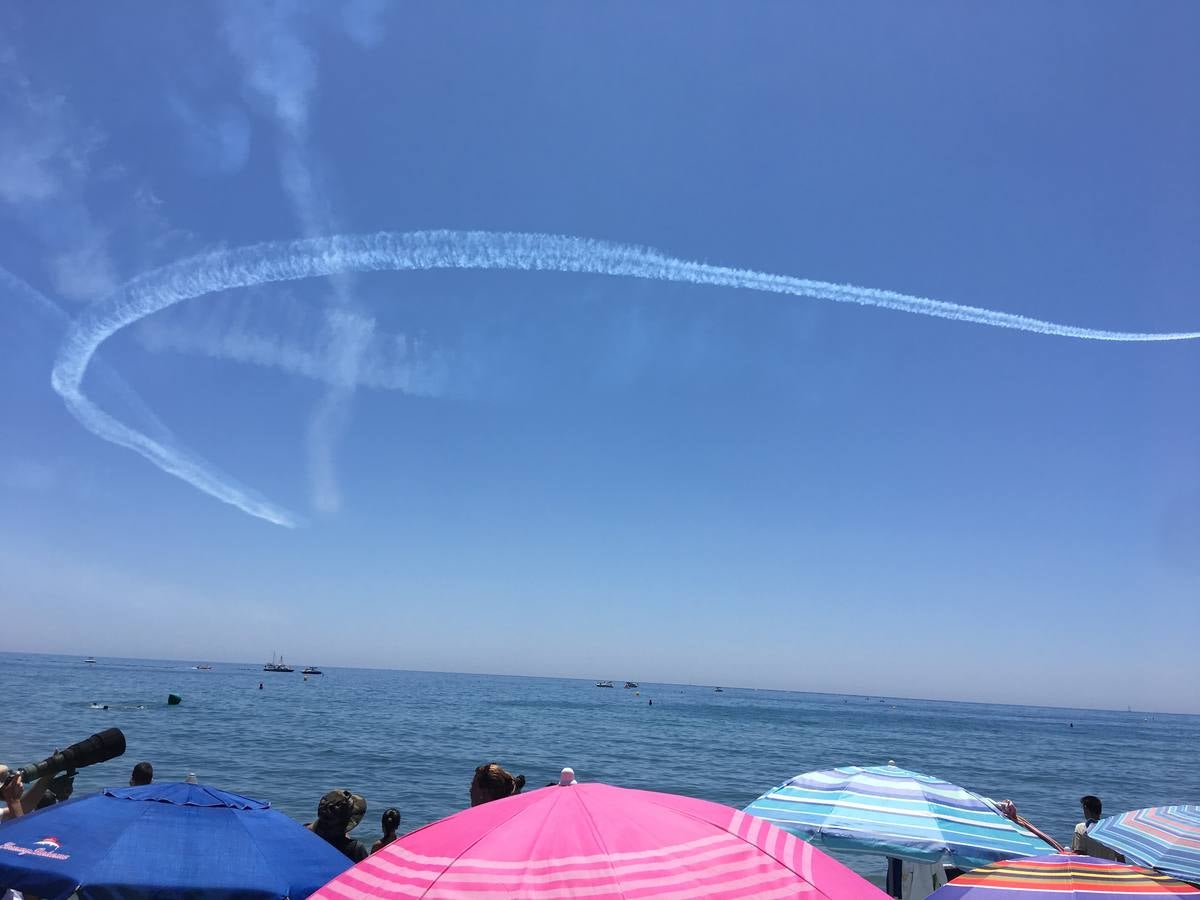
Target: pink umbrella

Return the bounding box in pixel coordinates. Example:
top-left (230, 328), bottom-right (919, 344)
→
top-left (314, 769), bottom-right (887, 899)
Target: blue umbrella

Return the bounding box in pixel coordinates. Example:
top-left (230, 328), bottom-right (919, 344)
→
top-left (1087, 805), bottom-right (1200, 884)
top-left (743, 764), bottom-right (1055, 871)
top-left (0, 782), bottom-right (352, 899)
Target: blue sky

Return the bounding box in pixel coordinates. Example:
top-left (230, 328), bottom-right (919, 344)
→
top-left (2, 3), bottom-right (1198, 712)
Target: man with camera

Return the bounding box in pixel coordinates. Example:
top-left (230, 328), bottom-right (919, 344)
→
top-left (0, 768), bottom-right (66, 821)
top-left (1, 727), bottom-right (124, 821)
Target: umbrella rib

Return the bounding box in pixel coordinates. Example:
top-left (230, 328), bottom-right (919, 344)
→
top-left (230, 810), bottom-right (290, 897)
top-left (415, 792), bottom-right (554, 899)
top-left (571, 789), bottom-right (625, 898)
top-left (650, 799), bottom-right (827, 899)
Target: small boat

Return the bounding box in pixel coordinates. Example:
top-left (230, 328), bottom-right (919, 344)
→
top-left (84, 657), bottom-right (97, 665)
top-left (263, 653), bottom-right (294, 673)
top-left (194, 664), bottom-right (213, 671)
top-left (714, 687), bottom-right (724, 692)
top-left (302, 666), bottom-right (323, 675)
top-left (624, 681), bottom-right (638, 689)
top-left (595, 680), bottom-right (614, 688)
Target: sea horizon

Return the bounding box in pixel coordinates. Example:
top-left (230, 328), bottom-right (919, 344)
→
top-left (5, 649), bottom-right (1195, 718)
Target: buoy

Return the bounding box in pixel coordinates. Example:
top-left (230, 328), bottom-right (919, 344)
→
top-left (167, 693), bottom-right (182, 705)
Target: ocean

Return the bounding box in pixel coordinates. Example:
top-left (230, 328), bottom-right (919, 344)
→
top-left (3, 653), bottom-right (1198, 879)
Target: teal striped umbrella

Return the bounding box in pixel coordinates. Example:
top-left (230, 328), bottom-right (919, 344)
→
top-left (743, 763), bottom-right (1055, 870)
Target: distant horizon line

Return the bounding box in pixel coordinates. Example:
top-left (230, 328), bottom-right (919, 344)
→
top-left (2, 648), bottom-right (1194, 718)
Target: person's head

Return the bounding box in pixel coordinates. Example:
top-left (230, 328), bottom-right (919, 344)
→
top-left (381, 807), bottom-right (401, 835)
top-left (470, 763), bottom-right (526, 807)
top-left (1080, 795), bottom-right (1102, 820)
top-left (130, 762), bottom-right (153, 786)
top-left (315, 789), bottom-right (366, 838)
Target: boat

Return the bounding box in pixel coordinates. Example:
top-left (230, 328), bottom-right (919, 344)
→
top-left (263, 653), bottom-right (294, 673)
top-left (194, 664), bottom-right (213, 671)
top-left (714, 687), bottom-right (724, 692)
top-left (595, 680), bottom-right (614, 688)
top-left (624, 681), bottom-right (638, 689)
top-left (84, 657), bottom-right (97, 664)
top-left (302, 666), bottom-right (323, 675)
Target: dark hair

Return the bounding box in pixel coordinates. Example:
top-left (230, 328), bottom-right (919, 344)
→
top-left (1080, 795), bottom-right (1102, 819)
top-left (130, 762), bottom-right (153, 786)
top-left (472, 763), bottom-right (526, 805)
top-left (382, 807), bottom-right (401, 833)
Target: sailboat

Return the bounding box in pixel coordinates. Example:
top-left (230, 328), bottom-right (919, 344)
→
top-left (263, 653), bottom-right (294, 673)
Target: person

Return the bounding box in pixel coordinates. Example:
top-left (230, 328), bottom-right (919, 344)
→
top-left (371, 807), bottom-right (401, 854)
top-left (309, 789), bottom-right (369, 862)
top-left (469, 763), bottom-right (526, 807)
top-left (0, 765), bottom-right (64, 821)
top-left (130, 761), bottom-right (153, 786)
top-left (0, 770), bottom-right (24, 822)
top-left (1072, 795), bottom-right (1123, 861)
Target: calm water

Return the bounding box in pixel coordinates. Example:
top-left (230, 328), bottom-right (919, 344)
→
top-left (4, 653), bottom-right (1199, 877)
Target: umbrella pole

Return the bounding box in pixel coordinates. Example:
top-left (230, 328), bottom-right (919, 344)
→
top-left (886, 856), bottom-right (904, 898)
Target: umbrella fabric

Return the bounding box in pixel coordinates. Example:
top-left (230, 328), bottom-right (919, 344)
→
top-left (743, 764), bottom-right (1054, 870)
top-left (0, 781), bottom-right (351, 900)
top-left (314, 778), bottom-right (887, 899)
top-left (928, 854), bottom-right (1200, 898)
top-left (1087, 806), bottom-right (1200, 885)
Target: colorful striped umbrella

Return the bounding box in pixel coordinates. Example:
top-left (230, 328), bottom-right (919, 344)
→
top-left (313, 769), bottom-right (887, 899)
top-left (1088, 806), bottom-right (1200, 885)
top-left (743, 763), bottom-right (1055, 870)
top-left (928, 854), bottom-right (1200, 898)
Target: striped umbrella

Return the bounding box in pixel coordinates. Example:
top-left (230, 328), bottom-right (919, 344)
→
top-left (743, 764), bottom-right (1055, 870)
top-left (928, 854), bottom-right (1200, 898)
top-left (1088, 806), bottom-right (1200, 885)
top-left (313, 769), bottom-right (888, 899)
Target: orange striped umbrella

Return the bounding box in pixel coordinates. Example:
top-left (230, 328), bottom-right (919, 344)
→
top-left (931, 854), bottom-right (1200, 898)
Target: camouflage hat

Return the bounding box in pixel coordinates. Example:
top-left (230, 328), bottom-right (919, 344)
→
top-left (317, 789), bottom-right (366, 831)
top-left (347, 792), bottom-right (366, 832)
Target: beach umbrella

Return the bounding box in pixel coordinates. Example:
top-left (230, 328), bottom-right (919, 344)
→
top-left (0, 782), bottom-right (351, 899)
top-left (1087, 806), bottom-right (1200, 885)
top-left (743, 763), bottom-right (1055, 871)
top-left (927, 854), bottom-right (1200, 898)
top-left (313, 768), bottom-right (887, 899)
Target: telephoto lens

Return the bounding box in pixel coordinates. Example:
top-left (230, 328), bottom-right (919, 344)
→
top-left (16, 728), bottom-right (127, 782)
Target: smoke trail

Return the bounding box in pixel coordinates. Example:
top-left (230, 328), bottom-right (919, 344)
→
top-left (3, 263), bottom-right (299, 526)
top-left (136, 307), bottom-right (446, 394)
top-left (52, 230), bottom-right (1200, 526)
top-left (0, 265), bottom-right (172, 443)
top-left (223, 0), bottom-right (364, 515)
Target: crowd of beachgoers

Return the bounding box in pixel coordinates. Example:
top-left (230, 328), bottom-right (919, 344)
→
top-left (1, 757), bottom-right (525, 862)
